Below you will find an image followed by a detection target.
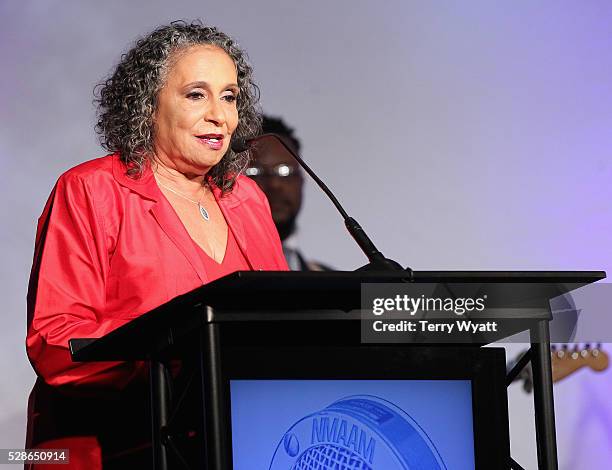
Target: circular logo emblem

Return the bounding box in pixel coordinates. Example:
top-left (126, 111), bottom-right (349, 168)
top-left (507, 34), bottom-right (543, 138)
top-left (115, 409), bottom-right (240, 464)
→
top-left (269, 395), bottom-right (446, 469)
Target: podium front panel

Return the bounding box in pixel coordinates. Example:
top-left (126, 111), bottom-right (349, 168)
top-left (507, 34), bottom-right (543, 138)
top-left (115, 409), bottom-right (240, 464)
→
top-left (216, 339), bottom-right (509, 470)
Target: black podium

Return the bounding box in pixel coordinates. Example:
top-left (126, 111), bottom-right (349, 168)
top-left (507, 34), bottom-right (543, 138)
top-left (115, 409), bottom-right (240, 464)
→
top-left (70, 270), bottom-right (604, 470)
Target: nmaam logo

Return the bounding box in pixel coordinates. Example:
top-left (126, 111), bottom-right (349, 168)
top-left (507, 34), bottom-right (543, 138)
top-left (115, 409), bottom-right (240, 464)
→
top-left (269, 395), bottom-right (447, 470)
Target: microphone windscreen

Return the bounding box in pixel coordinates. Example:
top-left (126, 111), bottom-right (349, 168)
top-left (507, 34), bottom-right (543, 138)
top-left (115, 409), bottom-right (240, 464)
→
top-left (231, 138), bottom-right (250, 153)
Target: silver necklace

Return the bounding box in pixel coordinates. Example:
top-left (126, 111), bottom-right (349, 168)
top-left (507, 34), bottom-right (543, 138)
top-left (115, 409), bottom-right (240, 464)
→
top-left (156, 179), bottom-right (210, 221)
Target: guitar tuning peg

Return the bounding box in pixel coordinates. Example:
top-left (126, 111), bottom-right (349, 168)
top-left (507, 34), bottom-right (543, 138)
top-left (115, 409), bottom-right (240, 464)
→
top-left (551, 344), bottom-right (557, 352)
top-left (557, 348), bottom-right (566, 358)
top-left (580, 349), bottom-right (589, 358)
top-left (592, 343), bottom-right (602, 357)
top-left (571, 344), bottom-right (580, 359)
top-left (584, 343), bottom-right (591, 350)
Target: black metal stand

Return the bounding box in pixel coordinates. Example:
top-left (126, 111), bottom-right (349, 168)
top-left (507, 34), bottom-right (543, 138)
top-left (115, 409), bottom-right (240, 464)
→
top-left (530, 320), bottom-right (558, 470)
top-left (505, 320), bottom-right (559, 470)
top-left (150, 360), bottom-right (170, 470)
top-left (200, 322), bottom-right (228, 470)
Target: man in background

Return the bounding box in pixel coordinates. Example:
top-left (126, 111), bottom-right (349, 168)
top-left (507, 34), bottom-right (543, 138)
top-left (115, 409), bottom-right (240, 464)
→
top-left (246, 115), bottom-right (331, 271)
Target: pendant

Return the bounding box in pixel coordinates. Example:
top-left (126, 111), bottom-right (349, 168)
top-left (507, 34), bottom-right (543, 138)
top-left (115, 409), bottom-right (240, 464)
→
top-left (198, 203), bottom-right (210, 221)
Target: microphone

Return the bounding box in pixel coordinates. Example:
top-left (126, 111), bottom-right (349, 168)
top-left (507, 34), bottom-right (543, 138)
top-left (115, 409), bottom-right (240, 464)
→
top-left (233, 134), bottom-right (411, 274)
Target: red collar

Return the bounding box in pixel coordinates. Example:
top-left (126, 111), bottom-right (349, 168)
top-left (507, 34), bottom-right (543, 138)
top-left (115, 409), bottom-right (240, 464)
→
top-left (110, 154), bottom-right (244, 208)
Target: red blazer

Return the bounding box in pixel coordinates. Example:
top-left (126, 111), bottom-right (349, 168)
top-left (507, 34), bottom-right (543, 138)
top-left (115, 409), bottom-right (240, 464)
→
top-left (26, 154), bottom-right (288, 467)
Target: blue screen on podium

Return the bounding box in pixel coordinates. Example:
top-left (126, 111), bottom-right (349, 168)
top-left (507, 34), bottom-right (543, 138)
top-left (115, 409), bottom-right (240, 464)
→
top-left (230, 380), bottom-right (475, 470)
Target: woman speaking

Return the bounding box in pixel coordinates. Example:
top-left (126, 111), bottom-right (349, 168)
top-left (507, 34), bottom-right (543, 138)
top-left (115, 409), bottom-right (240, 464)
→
top-left (26, 21), bottom-right (287, 468)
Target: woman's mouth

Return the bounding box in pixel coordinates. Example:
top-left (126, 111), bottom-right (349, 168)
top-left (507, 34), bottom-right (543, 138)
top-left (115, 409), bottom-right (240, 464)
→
top-left (196, 134), bottom-right (224, 150)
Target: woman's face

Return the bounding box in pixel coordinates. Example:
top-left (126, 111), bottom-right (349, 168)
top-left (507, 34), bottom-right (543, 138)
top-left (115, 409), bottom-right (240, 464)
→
top-left (153, 45), bottom-right (239, 176)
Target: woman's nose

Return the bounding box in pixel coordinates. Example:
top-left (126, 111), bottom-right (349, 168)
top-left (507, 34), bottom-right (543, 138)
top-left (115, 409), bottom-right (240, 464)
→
top-left (204, 100), bottom-right (226, 126)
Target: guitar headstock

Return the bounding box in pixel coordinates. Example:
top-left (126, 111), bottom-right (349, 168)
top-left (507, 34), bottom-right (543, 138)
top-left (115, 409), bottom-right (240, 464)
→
top-left (551, 343), bottom-right (610, 383)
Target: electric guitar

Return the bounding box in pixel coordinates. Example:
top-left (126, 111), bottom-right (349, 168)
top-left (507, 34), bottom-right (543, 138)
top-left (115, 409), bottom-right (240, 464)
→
top-left (514, 344), bottom-right (609, 393)
top-left (550, 344), bottom-right (609, 383)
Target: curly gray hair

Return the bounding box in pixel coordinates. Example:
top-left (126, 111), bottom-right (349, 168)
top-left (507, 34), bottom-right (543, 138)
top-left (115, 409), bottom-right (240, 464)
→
top-left (95, 20), bottom-right (261, 193)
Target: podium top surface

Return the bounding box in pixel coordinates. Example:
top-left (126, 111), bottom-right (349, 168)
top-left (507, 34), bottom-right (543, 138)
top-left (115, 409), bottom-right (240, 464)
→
top-left (202, 269), bottom-right (605, 286)
top-left (170, 269), bottom-right (605, 307)
top-left (69, 270), bottom-right (605, 361)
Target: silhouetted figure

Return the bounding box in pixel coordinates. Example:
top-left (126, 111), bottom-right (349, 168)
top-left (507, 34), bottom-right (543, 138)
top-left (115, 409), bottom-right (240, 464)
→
top-left (247, 116), bottom-right (331, 271)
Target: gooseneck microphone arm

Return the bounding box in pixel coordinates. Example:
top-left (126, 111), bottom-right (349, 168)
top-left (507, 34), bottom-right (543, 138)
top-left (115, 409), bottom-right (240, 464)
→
top-left (232, 134), bottom-right (411, 274)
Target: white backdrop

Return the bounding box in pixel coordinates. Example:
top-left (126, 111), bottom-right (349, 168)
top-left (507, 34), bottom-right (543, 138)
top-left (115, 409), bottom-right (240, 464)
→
top-left (2, 1), bottom-right (612, 468)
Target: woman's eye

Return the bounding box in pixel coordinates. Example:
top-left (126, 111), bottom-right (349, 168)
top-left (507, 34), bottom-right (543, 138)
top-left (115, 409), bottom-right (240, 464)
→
top-left (186, 91), bottom-right (205, 100)
top-left (222, 93), bottom-right (238, 103)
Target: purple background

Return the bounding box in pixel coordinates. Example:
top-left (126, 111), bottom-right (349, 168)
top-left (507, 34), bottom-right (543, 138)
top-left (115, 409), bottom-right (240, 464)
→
top-left (1, 1), bottom-right (611, 468)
